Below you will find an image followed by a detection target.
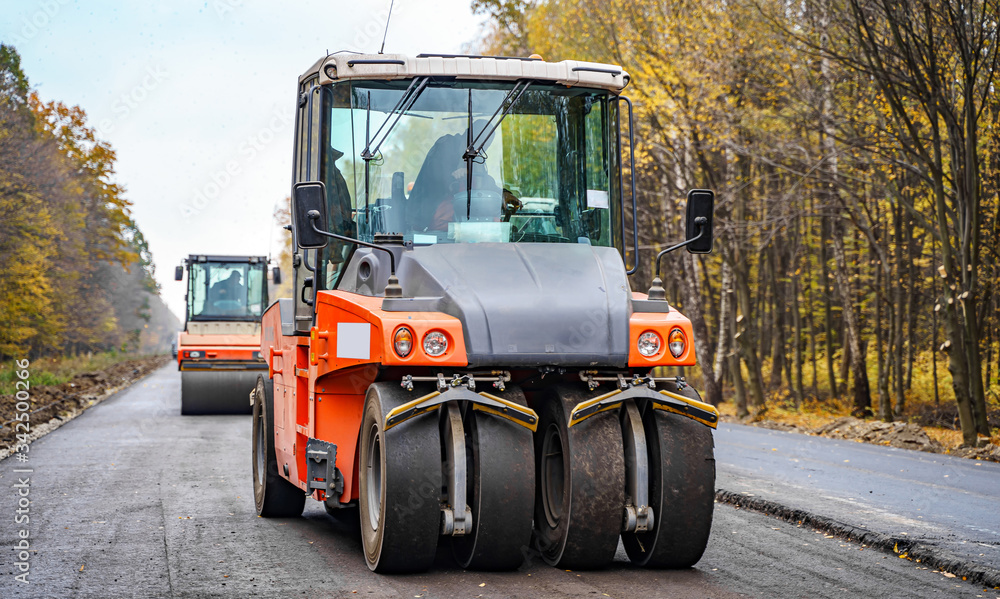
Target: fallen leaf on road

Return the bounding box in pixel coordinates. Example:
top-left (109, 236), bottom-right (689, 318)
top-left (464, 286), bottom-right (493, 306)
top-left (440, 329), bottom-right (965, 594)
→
top-left (942, 572), bottom-right (956, 578)
top-left (79, 565), bottom-right (84, 572)
top-left (479, 583), bottom-right (486, 587)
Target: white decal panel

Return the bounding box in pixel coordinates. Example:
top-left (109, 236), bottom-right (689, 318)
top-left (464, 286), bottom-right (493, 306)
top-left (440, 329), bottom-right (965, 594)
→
top-left (337, 322), bottom-right (371, 360)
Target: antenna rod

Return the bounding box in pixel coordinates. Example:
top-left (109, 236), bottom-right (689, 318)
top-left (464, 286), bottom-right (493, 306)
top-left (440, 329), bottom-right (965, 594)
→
top-left (380, 0), bottom-right (395, 54)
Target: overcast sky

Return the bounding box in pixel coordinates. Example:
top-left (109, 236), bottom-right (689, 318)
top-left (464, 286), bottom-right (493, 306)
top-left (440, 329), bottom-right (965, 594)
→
top-left (1, 0), bottom-right (483, 320)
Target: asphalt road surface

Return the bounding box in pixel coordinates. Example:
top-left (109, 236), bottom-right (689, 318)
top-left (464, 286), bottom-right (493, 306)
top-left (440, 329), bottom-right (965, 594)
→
top-left (1, 364), bottom-right (996, 598)
top-left (716, 422), bottom-right (1000, 576)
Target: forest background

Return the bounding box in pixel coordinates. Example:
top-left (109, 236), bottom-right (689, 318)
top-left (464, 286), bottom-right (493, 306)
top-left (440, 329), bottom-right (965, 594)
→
top-left (471, 0), bottom-right (1000, 447)
top-left (0, 45), bottom-right (179, 371)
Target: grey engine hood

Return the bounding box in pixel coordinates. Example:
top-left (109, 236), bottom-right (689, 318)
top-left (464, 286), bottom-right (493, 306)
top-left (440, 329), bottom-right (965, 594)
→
top-left (383, 243), bottom-right (632, 368)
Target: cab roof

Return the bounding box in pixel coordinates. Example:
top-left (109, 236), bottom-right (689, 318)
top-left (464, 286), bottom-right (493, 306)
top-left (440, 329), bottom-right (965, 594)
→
top-left (185, 255), bottom-right (268, 264)
top-left (300, 53), bottom-right (630, 92)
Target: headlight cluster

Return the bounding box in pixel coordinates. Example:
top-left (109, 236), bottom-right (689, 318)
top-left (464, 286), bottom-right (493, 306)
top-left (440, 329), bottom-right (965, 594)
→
top-left (423, 331), bottom-right (448, 357)
top-left (393, 327), bottom-right (449, 358)
top-left (637, 331), bottom-right (661, 357)
top-left (636, 327), bottom-right (687, 359)
top-left (668, 328), bottom-right (686, 358)
top-left (393, 327), bottom-right (413, 358)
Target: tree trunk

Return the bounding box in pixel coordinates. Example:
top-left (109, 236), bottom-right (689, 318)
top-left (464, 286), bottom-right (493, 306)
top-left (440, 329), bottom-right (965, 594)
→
top-left (730, 352), bottom-right (748, 419)
top-left (875, 244), bottom-right (892, 422)
top-left (735, 276), bottom-right (768, 412)
top-left (714, 260), bottom-right (734, 392)
top-left (805, 203), bottom-right (819, 398)
top-left (904, 221), bottom-right (919, 391)
top-left (768, 245), bottom-right (786, 390)
top-left (820, 216), bottom-right (837, 396)
top-left (792, 273), bottom-right (805, 409)
top-left (679, 251), bottom-right (722, 406)
top-left (893, 200), bottom-right (906, 418)
top-left (932, 237), bottom-right (941, 406)
top-left (832, 219), bottom-right (872, 417)
top-left (791, 212), bottom-right (804, 408)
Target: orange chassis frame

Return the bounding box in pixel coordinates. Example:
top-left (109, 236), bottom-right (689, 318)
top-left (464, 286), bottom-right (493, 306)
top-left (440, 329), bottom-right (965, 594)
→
top-left (260, 290), bottom-right (696, 506)
top-left (176, 332), bottom-right (262, 370)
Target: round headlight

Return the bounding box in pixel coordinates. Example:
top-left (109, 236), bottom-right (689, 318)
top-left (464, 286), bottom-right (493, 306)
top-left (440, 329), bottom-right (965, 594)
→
top-left (393, 327), bottom-right (413, 358)
top-left (668, 328), bottom-right (687, 358)
top-left (637, 331), bottom-right (661, 357)
top-left (423, 330), bottom-right (449, 357)
top-left (188, 350), bottom-right (202, 359)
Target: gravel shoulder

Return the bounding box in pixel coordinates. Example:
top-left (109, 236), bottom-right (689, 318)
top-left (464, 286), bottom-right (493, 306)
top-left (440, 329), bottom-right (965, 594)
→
top-left (0, 355), bottom-right (170, 460)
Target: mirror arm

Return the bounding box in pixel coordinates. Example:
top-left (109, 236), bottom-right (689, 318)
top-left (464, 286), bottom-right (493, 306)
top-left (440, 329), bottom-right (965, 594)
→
top-left (307, 212), bottom-right (395, 274)
top-left (646, 217), bottom-right (707, 301)
top-left (306, 211), bottom-right (404, 298)
top-left (654, 222), bottom-right (705, 279)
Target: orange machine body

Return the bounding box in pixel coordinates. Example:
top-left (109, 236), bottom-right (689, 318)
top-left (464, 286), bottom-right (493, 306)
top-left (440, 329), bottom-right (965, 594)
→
top-left (176, 332), bottom-right (261, 370)
top-left (261, 289), bottom-right (697, 506)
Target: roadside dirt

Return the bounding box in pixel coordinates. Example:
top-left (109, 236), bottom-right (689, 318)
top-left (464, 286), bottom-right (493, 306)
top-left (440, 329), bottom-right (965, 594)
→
top-left (727, 413), bottom-right (1000, 462)
top-left (0, 355), bottom-right (169, 457)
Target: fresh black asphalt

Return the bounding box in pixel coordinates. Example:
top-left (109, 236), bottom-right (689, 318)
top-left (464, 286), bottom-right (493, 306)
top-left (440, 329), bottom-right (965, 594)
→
top-left (1, 364), bottom-right (995, 597)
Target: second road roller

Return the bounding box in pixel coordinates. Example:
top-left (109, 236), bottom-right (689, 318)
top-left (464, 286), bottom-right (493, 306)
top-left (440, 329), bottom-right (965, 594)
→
top-left (175, 254), bottom-right (277, 415)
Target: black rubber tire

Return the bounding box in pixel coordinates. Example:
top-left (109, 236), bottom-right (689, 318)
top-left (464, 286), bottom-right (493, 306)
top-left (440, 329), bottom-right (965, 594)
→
top-left (622, 384), bottom-right (716, 568)
top-left (452, 387), bottom-right (535, 570)
top-left (181, 369), bottom-right (259, 415)
top-left (252, 375), bottom-right (306, 517)
top-left (534, 385), bottom-right (625, 569)
top-left (359, 382), bottom-right (442, 573)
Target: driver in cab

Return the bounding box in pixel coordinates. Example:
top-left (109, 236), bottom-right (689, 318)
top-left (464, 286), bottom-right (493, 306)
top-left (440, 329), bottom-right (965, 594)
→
top-left (408, 121), bottom-right (521, 232)
top-left (210, 271), bottom-right (244, 305)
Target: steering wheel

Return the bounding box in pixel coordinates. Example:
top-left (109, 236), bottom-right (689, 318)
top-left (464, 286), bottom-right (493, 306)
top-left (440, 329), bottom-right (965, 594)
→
top-left (452, 189), bottom-right (504, 221)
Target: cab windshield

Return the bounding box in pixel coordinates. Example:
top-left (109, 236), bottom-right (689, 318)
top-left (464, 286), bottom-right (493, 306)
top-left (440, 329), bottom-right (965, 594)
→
top-left (316, 79), bottom-right (620, 287)
top-left (187, 261), bottom-right (267, 321)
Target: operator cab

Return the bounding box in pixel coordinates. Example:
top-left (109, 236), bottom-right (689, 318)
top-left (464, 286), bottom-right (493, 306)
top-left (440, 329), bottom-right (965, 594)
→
top-left (289, 54), bottom-right (632, 328)
top-left (288, 54), bottom-right (713, 334)
top-left (180, 255), bottom-right (270, 322)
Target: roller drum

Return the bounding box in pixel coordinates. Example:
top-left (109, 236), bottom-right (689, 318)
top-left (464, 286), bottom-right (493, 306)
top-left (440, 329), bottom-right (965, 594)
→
top-left (181, 369), bottom-right (262, 415)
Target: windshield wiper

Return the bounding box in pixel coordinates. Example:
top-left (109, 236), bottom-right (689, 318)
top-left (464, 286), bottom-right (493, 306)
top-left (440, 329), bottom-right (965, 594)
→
top-left (462, 80), bottom-right (532, 219)
top-left (361, 77), bottom-right (431, 160)
top-left (361, 77), bottom-right (431, 217)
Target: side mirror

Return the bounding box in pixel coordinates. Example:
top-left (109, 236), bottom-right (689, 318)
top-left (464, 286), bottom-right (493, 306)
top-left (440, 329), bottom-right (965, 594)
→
top-left (291, 181), bottom-right (329, 249)
top-left (272, 267), bottom-right (282, 285)
top-left (685, 189), bottom-right (714, 253)
top-left (174, 265), bottom-right (184, 281)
